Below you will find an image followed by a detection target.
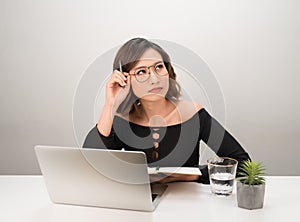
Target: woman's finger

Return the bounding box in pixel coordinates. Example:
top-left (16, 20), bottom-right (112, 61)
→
top-left (114, 70), bottom-right (128, 81)
top-left (113, 75), bottom-right (126, 86)
top-left (123, 74), bottom-right (130, 88)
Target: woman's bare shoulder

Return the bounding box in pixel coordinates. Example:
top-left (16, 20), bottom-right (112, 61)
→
top-left (192, 101), bottom-right (203, 111)
top-left (175, 100), bottom-right (203, 111)
top-left (174, 100), bottom-right (203, 122)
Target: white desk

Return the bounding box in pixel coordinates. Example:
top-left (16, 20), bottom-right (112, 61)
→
top-left (0, 176), bottom-right (299, 222)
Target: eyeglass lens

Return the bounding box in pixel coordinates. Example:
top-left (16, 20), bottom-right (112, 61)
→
top-left (134, 63), bottom-right (168, 82)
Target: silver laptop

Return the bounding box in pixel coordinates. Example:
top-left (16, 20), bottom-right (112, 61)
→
top-left (34, 145), bottom-right (167, 211)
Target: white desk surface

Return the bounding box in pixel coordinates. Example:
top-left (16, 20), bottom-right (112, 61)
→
top-left (0, 176), bottom-right (299, 222)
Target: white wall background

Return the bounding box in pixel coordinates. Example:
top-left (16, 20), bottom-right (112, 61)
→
top-left (0, 0), bottom-right (299, 175)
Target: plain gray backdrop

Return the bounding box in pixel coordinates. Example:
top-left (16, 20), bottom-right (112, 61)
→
top-left (0, 0), bottom-right (299, 175)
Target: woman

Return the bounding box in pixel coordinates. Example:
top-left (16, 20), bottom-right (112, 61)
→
top-left (83, 37), bottom-right (250, 184)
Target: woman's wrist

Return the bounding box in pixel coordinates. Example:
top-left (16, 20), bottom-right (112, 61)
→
top-left (103, 102), bottom-right (117, 114)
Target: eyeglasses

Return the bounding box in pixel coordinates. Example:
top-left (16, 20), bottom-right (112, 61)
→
top-left (130, 62), bottom-right (168, 83)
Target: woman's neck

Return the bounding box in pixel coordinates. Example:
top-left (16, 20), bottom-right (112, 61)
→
top-left (139, 98), bottom-right (175, 122)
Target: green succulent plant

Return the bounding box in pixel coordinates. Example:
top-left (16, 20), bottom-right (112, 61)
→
top-left (238, 160), bottom-right (265, 185)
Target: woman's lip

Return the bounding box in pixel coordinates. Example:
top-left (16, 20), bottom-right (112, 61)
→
top-left (149, 87), bottom-right (163, 93)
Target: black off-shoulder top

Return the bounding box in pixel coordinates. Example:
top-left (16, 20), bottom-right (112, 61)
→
top-left (83, 108), bottom-right (251, 184)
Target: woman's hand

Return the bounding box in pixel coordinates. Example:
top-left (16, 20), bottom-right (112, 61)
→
top-left (105, 70), bottom-right (131, 109)
top-left (97, 70), bottom-right (131, 137)
top-left (150, 173), bottom-right (200, 184)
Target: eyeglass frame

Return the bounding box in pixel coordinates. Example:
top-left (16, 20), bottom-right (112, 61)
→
top-left (128, 61), bottom-right (169, 83)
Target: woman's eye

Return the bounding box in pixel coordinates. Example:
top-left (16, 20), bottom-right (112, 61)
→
top-left (156, 64), bottom-right (164, 70)
top-left (136, 69), bottom-right (147, 75)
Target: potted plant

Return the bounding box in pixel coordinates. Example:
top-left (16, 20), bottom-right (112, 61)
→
top-left (237, 160), bottom-right (266, 210)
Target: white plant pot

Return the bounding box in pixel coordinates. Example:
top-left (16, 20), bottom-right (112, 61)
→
top-left (237, 181), bottom-right (265, 210)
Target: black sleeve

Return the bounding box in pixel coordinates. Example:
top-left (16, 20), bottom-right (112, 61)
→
top-left (82, 124), bottom-right (124, 150)
top-left (197, 109), bottom-right (251, 184)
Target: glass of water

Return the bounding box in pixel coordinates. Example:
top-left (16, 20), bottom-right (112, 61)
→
top-left (207, 157), bottom-right (238, 196)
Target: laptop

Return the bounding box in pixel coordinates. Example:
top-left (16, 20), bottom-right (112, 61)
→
top-left (34, 145), bottom-right (167, 211)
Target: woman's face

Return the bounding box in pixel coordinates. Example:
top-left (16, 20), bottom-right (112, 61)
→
top-left (130, 48), bottom-right (169, 102)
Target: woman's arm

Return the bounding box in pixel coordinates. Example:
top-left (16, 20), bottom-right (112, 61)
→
top-left (150, 173), bottom-right (199, 184)
top-left (97, 104), bottom-right (116, 137)
top-left (83, 68), bottom-right (131, 149)
top-left (83, 104), bottom-right (124, 149)
top-left (83, 117), bottom-right (125, 149)
top-left (198, 108), bottom-right (251, 183)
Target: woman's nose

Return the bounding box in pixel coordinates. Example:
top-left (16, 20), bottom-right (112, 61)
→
top-left (149, 71), bottom-right (159, 84)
